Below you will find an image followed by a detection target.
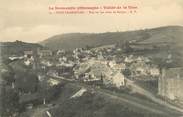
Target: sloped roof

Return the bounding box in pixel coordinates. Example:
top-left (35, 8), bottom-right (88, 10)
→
top-left (90, 63), bottom-right (111, 77)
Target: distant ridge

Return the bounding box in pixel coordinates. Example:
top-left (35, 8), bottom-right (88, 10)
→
top-left (41, 26), bottom-right (183, 50)
top-left (0, 40), bottom-right (43, 57)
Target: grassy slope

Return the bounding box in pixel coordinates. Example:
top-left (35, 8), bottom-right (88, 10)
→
top-left (0, 41), bottom-right (43, 58)
top-left (41, 26), bottom-right (183, 50)
top-left (20, 82), bottom-right (182, 117)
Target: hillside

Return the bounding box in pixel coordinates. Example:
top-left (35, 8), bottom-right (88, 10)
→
top-left (0, 40), bottom-right (43, 58)
top-left (19, 82), bottom-right (181, 117)
top-left (41, 26), bottom-right (183, 51)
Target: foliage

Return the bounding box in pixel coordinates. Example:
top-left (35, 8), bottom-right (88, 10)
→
top-left (0, 40), bottom-right (43, 57)
top-left (0, 63), bottom-right (15, 85)
top-left (14, 71), bottom-right (38, 93)
top-left (0, 86), bottom-right (19, 117)
top-left (122, 69), bottom-right (131, 77)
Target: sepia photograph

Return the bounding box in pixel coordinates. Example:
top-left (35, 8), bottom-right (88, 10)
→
top-left (0, 0), bottom-right (183, 117)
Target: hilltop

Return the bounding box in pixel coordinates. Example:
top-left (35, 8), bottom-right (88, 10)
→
top-left (41, 26), bottom-right (183, 51)
top-left (0, 40), bottom-right (43, 58)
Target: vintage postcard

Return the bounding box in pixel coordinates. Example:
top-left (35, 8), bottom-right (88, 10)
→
top-left (0, 0), bottom-right (183, 117)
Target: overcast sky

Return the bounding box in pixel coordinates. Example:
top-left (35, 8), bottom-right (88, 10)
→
top-left (0, 0), bottom-right (183, 43)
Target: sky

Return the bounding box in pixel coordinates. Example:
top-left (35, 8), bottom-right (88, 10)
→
top-left (0, 0), bottom-right (183, 43)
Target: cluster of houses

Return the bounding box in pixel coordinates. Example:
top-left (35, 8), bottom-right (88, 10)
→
top-left (74, 58), bottom-right (126, 88)
top-left (124, 55), bottom-right (160, 79)
top-left (16, 45), bottom-right (183, 102)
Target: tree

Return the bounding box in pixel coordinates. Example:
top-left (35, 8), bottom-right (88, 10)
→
top-left (14, 71), bottom-right (38, 93)
top-left (0, 64), bottom-right (15, 85)
top-left (122, 41), bottom-right (133, 53)
top-left (122, 69), bottom-right (131, 77)
top-left (0, 86), bottom-right (19, 117)
top-left (0, 63), bottom-right (19, 117)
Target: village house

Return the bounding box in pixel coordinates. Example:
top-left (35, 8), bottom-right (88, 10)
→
top-left (107, 60), bottom-right (126, 70)
top-left (56, 63), bottom-right (74, 77)
top-left (56, 49), bottom-right (65, 55)
top-left (149, 67), bottom-right (160, 77)
top-left (127, 59), bottom-right (160, 78)
top-left (24, 56), bottom-right (34, 66)
top-left (107, 60), bottom-right (116, 68)
top-left (113, 63), bottom-right (126, 70)
top-left (41, 60), bottom-right (53, 67)
top-left (74, 59), bottom-right (125, 88)
top-left (128, 60), bottom-right (149, 77)
top-left (38, 49), bottom-right (53, 58)
top-left (24, 50), bottom-right (33, 58)
top-left (24, 49), bottom-right (53, 59)
top-left (103, 71), bottom-right (125, 88)
top-left (59, 56), bottom-right (67, 63)
top-left (124, 55), bottom-right (134, 63)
